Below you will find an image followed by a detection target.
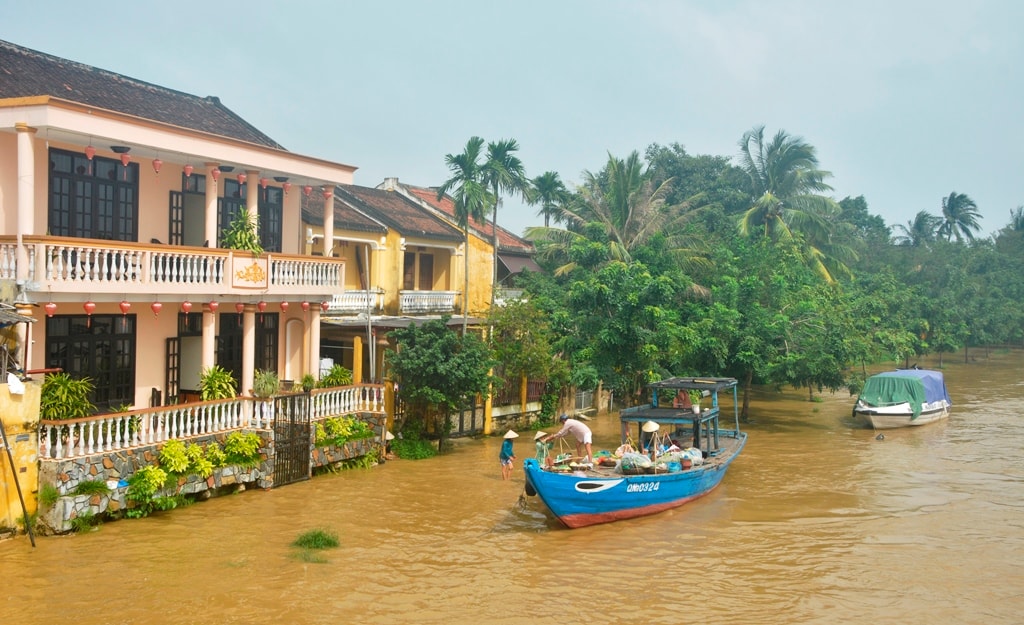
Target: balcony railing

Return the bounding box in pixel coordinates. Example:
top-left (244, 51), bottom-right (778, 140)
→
top-left (325, 290), bottom-right (384, 315)
top-left (0, 236), bottom-right (345, 297)
top-left (399, 290), bottom-right (458, 314)
top-left (38, 384), bottom-right (385, 460)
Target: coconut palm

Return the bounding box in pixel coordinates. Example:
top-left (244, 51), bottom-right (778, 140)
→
top-left (482, 139), bottom-right (529, 308)
top-left (527, 171), bottom-right (570, 227)
top-left (937, 191), bottom-right (982, 243)
top-left (437, 136), bottom-right (493, 335)
top-left (736, 125), bottom-right (853, 282)
top-left (893, 211), bottom-right (942, 247)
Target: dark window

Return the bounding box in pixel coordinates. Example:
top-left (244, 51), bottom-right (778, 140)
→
top-left (48, 148), bottom-right (138, 241)
top-left (403, 250), bottom-right (434, 290)
top-left (45, 314), bottom-right (137, 412)
top-left (216, 312), bottom-right (280, 385)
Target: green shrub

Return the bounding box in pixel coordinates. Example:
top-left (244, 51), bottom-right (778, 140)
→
top-left (69, 510), bottom-right (100, 533)
top-left (224, 431), bottom-right (263, 468)
top-left (71, 480), bottom-right (111, 497)
top-left (205, 442), bottom-right (227, 467)
top-left (253, 369), bottom-right (280, 398)
top-left (391, 436), bottom-right (437, 460)
top-left (314, 415), bottom-right (375, 447)
top-left (40, 372), bottom-right (95, 420)
top-left (199, 365), bottom-right (237, 401)
top-left (292, 528), bottom-right (339, 550)
top-left (125, 465), bottom-right (170, 518)
top-left (38, 483), bottom-right (60, 508)
top-left (159, 440), bottom-right (190, 474)
top-left (317, 364), bottom-right (353, 388)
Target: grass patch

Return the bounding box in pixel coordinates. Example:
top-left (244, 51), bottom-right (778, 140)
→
top-left (38, 483), bottom-right (60, 508)
top-left (72, 480), bottom-right (111, 496)
top-left (292, 528), bottom-right (339, 550)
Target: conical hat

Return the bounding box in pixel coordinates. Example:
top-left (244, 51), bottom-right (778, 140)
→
top-left (503, 430), bottom-right (519, 439)
top-left (384, 431), bottom-right (395, 441)
top-left (534, 431), bottom-right (547, 441)
top-left (642, 420), bottom-right (661, 433)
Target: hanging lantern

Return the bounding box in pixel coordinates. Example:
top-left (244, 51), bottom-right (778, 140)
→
top-left (260, 177), bottom-right (269, 189)
top-left (84, 145), bottom-right (96, 160)
top-left (257, 301), bottom-right (267, 313)
top-left (120, 153), bottom-right (131, 167)
top-left (211, 168), bottom-right (221, 182)
top-left (301, 301), bottom-right (311, 313)
top-left (322, 187), bottom-right (333, 200)
top-left (279, 301), bottom-right (289, 313)
top-left (237, 173), bottom-right (247, 185)
top-left (152, 158), bottom-right (163, 175)
top-left (320, 301), bottom-right (330, 313)
top-left (151, 301), bottom-right (163, 317)
top-left (235, 302), bottom-right (246, 315)
top-left (282, 182), bottom-right (292, 195)
top-left (83, 300), bottom-right (96, 328)
top-left (119, 300), bottom-right (131, 316)
top-left (302, 185), bottom-right (313, 197)
top-left (184, 164), bottom-right (194, 178)
top-left (44, 302), bottom-right (57, 317)
top-left (181, 301), bottom-right (193, 315)
top-left (208, 300), bottom-right (219, 312)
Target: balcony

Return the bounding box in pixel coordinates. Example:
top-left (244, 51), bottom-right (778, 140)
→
top-left (0, 236), bottom-right (345, 298)
top-left (326, 290), bottom-right (384, 315)
top-left (399, 290), bottom-right (458, 314)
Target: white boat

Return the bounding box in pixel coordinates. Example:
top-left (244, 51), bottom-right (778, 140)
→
top-left (853, 369), bottom-right (952, 429)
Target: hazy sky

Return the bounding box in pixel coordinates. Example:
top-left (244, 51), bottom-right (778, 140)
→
top-left (3, 1), bottom-right (1021, 238)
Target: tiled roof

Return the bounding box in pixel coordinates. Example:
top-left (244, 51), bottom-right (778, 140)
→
top-left (302, 191), bottom-right (386, 235)
top-left (336, 185), bottom-right (463, 243)
top-left (0, 39), bottom-right (285, 150)
top-left (402, 185), bottom-right (535, 254)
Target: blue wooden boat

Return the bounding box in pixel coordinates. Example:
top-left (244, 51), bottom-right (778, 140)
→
top-left (523, 377), bottom-right (746, 528)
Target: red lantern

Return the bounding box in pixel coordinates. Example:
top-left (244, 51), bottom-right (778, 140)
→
top-left (235, 302), bottom-right (245, 314)
top-left (279, 301), bottom-right (289, 313)
top-left (260, 177), bottom-right (269, 189)
top-left (320, 301), bottom-right (330, 313)
top-left (303, 185), bottom-right (313, 197)
top-left (211, 168), bottom-right (221, 182)
top-left (257, 301), bottom-right (267, 313)
top-left (208, 300), bottom-right (219, 312)
top-left (84, 300), bottom-right (96, 327)
top-left (282, 182), bottom-right (291, 195)
top-left (84, 146), bottom-right (96, 160)
top-left (152, 158), bottom-right (163, 174)
top-left (181, 301), bottom-right (193, 315)
top-left (301, 301), bottom-right (311, 312)
top-left (119, 300), bottom-right (131, 316)
top-left (151, 301), bottom-right (163, 317)
top-left (237, 173), bottom-right (247, 185)
top-left (184, 164), bottom-right (194, 178)
top-left (120, 153), bottom-right (131, 167)
top-left (322, 187), bottom-right (333, 200)
top-left (44, 302), bottom-right (57, 317)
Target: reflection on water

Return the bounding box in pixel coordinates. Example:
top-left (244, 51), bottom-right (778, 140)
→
top-left (3, 351), bottom-right (1024, 624)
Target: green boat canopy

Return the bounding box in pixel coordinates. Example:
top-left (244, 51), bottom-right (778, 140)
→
top-left (857, 370), bottom-right (951, 419)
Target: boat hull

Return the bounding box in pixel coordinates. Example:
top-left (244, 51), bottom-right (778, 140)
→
top-left (523, 431), bottom-right (746, 528)
top-left (854, 403), bottom-right (950, 429)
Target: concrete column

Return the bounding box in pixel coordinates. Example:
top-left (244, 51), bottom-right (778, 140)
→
top-left (352, 334), bottom-right (363, 383)
top-left (246, 169), bottom-right (260, 225)
top-left (202, 303), bottom-right (217, 371)
top-left (242, 304), bottom-right (255, 396)
top-left (15, 123), bottom-right (36, 284)
top-left (205, 163), bottom-right (219, 247)
top-left (322, 187), bottom-right (335, 257)
top-left (309, 308), bottom-right (321, 379)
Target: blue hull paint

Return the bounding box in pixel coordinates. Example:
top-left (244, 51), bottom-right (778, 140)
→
top-left (524, 431), bottom-right (747, 528)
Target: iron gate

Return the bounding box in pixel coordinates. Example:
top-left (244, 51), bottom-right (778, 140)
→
top-left (272, 393), bottom-right (311, 487)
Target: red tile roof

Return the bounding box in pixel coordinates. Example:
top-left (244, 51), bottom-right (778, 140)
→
top-left (0, 39), bottom-right (285, 149)
top-left (334, 185), bottom-right (463, 243)
top-left (402, 185), bottom-right (535, 254)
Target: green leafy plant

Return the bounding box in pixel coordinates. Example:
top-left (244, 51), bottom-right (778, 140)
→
top-left (300, 374), bottom-right (316, 393)
top-left (317, 364), bottom-right (353, 388)
top-left (390, 435), bottom-right (437, 460)
top-left (158, 440), bottom-right (216, 479)
top-left (221, 208), bottom-right (264, 256)
top-left (40, 372), bottom-right (95, 420)
top-left (314, 415), bottom-right (375, 447)
top-left (252, 369), bottom-right (281, 399)
top-left (71, 480), bottom-right (111, 497)
top-left (223, 431), bottom-right (263, 469)
top-left (69, 510), bottom-right (100, 533)
top-left (38, 483), bottom-right (60, 508)
top-left (199, 365), bottom-right (238, 401)
top-left (205, 442), bottom-right (227, 468)
top-left (125, 465), bottom-right (170, 518)
top-left (292, 528), bottom-right (340, 550)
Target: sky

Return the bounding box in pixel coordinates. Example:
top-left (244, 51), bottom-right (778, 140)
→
top-left (3, 0), bottom-right (1021, 239)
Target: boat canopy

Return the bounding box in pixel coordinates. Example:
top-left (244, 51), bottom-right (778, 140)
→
top-left (858, 370), bottom-right (952, 417)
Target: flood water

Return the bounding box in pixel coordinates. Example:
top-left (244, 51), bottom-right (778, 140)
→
top-left (3, 350), bottom-right (1023, 625)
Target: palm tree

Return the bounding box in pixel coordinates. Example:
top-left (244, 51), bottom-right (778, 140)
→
top-left (437, 136), bottom-right (492, 335)
top-left (482, 139), bottom-right (529, 309)
top-left (893, 211), bottom-right (941, 247)
top-left (527, 171), bottom-right (569, 227)
top-left (937, 191), bottom-right (982, 243)
top-left (736, 125), bottom-right (853, 282)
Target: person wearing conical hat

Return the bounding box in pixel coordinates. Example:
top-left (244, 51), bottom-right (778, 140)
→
top-left (500, 430), bottom-right (518, 480)
top-left (534, 431), bottom-right (554, 467)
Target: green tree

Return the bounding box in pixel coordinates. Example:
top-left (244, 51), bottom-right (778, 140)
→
top-left (893, 211), bottom-right (941, 247)
top-left (483, 138), bottom-right (529, 310)
top-left (937, 191), bottom-right (982, 243)
top-left (437, 136), bottom-right (493, 335)
top-left (527, 170), bottom-right (570, 228)
top-left (388, 317), bottom-right (496, 452)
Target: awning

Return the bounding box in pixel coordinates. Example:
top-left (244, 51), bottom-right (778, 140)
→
top-left (0, 307), bottom-right (35, 327)
top-left (498, 254), bottom-right (540, 275)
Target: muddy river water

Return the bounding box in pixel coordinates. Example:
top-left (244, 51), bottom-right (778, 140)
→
top-left (2, 350), bottom-right (1022, 625)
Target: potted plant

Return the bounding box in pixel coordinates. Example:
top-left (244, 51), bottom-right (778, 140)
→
top-left (198, 365), bottom-right (237, 401)
top-left (252, 369), bottom-right (280, 424)
top-left (220, 209), bottom-right (263, 256)
top-left (39, 372), bottom-right (95, 452)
